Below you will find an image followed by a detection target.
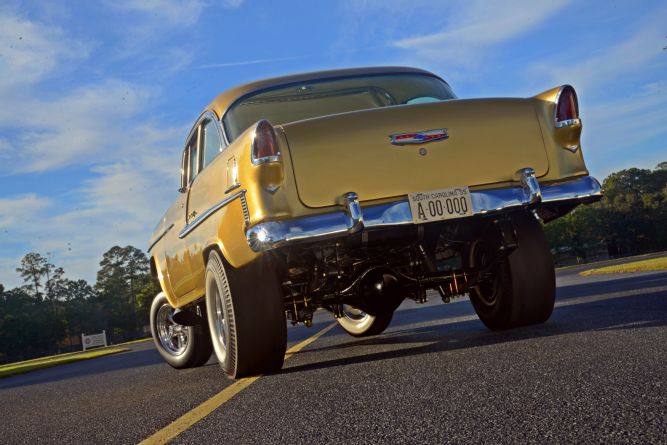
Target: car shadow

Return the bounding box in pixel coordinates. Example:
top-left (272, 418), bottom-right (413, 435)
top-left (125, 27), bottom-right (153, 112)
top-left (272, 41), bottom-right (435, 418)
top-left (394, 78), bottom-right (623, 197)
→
top-left (280, 286), bottom-right (666, 375)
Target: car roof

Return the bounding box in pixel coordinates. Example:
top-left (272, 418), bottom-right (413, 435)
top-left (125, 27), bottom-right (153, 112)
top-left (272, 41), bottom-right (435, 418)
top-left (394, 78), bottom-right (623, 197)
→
top-left (205, 66), bottom-right (444, 120)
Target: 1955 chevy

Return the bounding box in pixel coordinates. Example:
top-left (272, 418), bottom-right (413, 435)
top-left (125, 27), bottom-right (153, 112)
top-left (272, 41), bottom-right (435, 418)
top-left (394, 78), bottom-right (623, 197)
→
top-left (147, 67), bottom-right (602, 378)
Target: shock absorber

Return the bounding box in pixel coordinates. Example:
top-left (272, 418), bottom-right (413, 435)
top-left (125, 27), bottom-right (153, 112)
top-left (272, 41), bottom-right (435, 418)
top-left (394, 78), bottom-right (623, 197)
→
top-left (437, 270), bottom-right (469, 303)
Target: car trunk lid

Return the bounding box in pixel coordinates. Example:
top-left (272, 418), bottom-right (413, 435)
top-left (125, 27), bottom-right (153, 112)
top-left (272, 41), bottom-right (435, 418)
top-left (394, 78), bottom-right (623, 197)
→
top-left (281, 98), bottom-right (548, 208)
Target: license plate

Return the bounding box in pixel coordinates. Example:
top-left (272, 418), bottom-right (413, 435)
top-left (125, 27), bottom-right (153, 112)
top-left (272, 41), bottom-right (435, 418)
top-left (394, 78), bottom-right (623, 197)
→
top-left (408, 186), bottom-right (473, 223)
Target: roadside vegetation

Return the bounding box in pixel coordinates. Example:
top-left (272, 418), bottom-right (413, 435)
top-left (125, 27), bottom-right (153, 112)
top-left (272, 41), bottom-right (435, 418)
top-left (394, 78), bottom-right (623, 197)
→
top-left (580, 257), bottom-right (667, 276)
top-left (0, 246), bottom-right (159, 364)
top-left (544, 162), bottom-right (667, 265)
top-left (0, 348), bottom-right (131, 378)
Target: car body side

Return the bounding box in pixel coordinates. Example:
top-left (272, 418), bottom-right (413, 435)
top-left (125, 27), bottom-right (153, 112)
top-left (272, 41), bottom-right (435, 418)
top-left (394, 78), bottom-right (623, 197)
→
top-left (148, 67), bottom-right (590, 309)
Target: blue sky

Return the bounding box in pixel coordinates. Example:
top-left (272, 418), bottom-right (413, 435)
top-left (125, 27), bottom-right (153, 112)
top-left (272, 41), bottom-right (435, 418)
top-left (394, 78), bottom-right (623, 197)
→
top-left (0, 0), bottom-right (665, 288)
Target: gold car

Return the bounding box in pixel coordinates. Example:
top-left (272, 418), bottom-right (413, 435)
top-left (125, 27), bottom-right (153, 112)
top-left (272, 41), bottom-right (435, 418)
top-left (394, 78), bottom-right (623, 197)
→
top-left (147, 67), bottom-right (601, 378)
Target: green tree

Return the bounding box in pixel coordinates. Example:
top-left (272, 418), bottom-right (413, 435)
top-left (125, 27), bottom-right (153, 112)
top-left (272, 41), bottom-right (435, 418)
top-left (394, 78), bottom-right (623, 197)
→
top-left (545, 162), bottom-right (667, 262)
top-left (15, 252), bottom-right (49, 299)
top-left (96, 245), bottom-right (153, 339)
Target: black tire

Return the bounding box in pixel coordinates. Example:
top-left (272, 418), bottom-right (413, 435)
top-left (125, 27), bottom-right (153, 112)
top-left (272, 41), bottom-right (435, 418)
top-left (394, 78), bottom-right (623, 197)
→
top-left (336, 305), bottom-right (394, 337)
top-left (150, 292), bottom-right (213, 369)
top-left (468, 211), bottom-right (555, 330)
top-left (205, 250), bottom-right (287, 379)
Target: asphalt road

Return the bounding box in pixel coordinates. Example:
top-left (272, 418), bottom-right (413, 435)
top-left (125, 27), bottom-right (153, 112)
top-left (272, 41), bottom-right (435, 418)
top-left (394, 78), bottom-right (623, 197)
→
top-left (1, 269), bottom-right (665, 444)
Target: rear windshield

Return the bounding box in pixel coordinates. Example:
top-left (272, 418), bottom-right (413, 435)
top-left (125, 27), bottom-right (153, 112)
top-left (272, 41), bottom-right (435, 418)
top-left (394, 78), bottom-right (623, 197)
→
top-left (222, 74), bottom-right (456, 141)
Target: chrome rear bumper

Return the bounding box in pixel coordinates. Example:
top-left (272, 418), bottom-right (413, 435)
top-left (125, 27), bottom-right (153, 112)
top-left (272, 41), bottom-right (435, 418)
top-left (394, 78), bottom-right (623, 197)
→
top-left (246, 171), bottom-right (602, 252)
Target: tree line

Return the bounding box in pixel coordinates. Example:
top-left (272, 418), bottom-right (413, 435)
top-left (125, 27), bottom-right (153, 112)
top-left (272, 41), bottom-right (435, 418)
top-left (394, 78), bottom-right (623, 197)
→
top-left (544, 162), bottom-right (667, 264)
top-left (0, 246), bottom-right (158, 364)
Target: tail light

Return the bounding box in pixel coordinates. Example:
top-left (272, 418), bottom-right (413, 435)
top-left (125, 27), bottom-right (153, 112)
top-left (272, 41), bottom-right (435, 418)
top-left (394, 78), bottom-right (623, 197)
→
top-left (251, 120), bottom-right (281, 165)
top-left (555, 85), bottom-right (580, 127)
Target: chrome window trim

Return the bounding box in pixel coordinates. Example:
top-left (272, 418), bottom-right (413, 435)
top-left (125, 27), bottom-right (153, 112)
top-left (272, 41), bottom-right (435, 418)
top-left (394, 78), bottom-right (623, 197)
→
top-left (246, 175), bottom-right (602, 252)
top-left (221, 71), bottom-right (454, 144)
top-left (148, 223), bottom-right (174, 252)
top-left (182, 110), bottom-right (228, 179)
top-left (179, 189), bottom-right (248, 239)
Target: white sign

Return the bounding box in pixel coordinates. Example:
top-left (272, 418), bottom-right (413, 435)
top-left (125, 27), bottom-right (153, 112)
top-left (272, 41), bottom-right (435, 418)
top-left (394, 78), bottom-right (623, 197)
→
top-left (82, 330), bottom-right (107, 351)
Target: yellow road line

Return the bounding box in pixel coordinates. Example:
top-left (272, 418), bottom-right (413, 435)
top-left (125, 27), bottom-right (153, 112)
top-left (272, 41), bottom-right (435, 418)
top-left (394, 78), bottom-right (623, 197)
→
top-left (139, 321), bottom-right (338, 445)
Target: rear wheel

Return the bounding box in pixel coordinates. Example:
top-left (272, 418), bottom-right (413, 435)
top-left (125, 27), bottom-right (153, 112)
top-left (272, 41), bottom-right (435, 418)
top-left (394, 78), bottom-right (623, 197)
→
top-left (205, 251), bottom-right (287, 379)
top-left (468, 211), bottom-right (555, 330)
top-left (336, 305), bottom-right (394, 337)
top-left (150, 292), bottom-right (212, 368)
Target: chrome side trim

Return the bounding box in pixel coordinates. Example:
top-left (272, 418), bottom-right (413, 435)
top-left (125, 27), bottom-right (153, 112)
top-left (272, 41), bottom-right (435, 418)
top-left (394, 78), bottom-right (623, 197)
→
top-left (148, 223), bottom-right (174, 252)
top-left (246, 175), bottom-right (602, 252)
top-left (225, 183), bottom-right (241, 194)
top-left (179, 190), bottom-right (247, 239)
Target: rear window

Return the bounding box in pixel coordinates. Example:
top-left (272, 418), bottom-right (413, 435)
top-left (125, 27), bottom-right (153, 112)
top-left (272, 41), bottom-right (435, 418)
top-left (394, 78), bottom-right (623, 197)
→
top-left (223, 74), bottom-right (456, 141)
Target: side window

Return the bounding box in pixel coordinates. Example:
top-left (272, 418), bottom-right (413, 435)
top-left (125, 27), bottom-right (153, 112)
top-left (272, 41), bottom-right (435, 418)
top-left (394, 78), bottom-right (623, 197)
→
top-left (201, 120), bottom-right (223, 169)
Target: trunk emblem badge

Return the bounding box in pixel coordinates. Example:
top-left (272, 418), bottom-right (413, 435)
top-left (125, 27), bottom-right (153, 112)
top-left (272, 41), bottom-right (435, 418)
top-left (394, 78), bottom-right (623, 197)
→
top-left (389, 128), bottom-right (448, 145)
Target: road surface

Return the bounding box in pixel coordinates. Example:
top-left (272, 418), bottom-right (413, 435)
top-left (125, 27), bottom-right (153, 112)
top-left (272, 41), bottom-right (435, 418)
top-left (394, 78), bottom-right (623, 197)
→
top-left (1, 269), bottom-right (665, 444)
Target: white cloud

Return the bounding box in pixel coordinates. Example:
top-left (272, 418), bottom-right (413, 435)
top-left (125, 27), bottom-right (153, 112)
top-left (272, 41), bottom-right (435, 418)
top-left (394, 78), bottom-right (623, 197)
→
top-left (0, 140), bottom-right (183, 288)
top-left (529, 23), bottom-right (666, 94)
top-left (583, 84), bottom-right (667, 160)
top-left (0, 12), bottom-right (90, 93)
top-left (0, 80), bottom-right (160, 173)
top-left (0, 194), bottom-right (51, 230)
top-left (0, 138), bottom-right (12, 158)
top-left (392, 0), bottom-right (572, 65)
top-left (222, 0), bottom-right (244, 9)
top-left (109, 0), bottom-right (207, 26)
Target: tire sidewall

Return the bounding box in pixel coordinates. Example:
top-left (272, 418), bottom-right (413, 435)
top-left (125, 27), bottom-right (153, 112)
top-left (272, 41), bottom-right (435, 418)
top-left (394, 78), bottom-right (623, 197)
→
top-left (204, 252), bottom-right (236, 376)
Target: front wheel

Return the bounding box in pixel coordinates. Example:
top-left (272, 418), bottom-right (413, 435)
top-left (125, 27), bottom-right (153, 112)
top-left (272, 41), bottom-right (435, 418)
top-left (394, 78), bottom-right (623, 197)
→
top-left (468, 211), bottom-right (555, 330)
top-left (336, 305), bottom-right (394, 337)
top-left (205, 251), bottom-right (287, 379)
top-left (150, 292), bottom-right (212, 369)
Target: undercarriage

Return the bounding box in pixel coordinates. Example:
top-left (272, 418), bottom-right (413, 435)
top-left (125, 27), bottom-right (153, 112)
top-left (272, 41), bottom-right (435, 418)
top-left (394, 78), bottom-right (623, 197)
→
top-left (277, 211), bottom-right (523, 327)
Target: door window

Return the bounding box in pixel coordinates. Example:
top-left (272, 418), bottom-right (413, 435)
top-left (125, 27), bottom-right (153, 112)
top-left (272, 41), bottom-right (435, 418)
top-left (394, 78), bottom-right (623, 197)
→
top-left (201, 120), bottom-right (223, 169)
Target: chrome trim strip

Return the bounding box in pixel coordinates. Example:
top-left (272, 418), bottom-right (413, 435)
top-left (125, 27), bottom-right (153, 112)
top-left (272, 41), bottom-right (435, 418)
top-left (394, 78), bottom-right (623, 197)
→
top-left (148, 223), bottom-right (174, 252)
top-left (246, 175), bottom-right (602, 252)
top-left (252, 155), bottom-right (282, 165)
top-left (225, 183), bottom-right (241, 194)
top-left (555, 118), bottom-right (581, 128)
top-left (179, 190), bottom-right (247, 239)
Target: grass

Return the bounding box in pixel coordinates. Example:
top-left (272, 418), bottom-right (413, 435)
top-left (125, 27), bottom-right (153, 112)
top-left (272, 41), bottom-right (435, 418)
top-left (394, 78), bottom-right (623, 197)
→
top-left (0, 337), bottom-right (151, 368)
top-left (0, 348), bottom-right (131, 379)
top-left (580, 256), bottom-right (667, 276)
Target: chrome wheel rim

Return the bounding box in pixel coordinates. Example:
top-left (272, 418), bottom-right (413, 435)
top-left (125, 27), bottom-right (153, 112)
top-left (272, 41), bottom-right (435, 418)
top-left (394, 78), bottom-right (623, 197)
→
top-left (156, 304), bottom-right (188, 355)
top-left (211, 275), bottom-right (229, 360)
top-left (342, 304), bottom-right (371, 322)
top-left (337, 304), bottom-right (376, 335)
